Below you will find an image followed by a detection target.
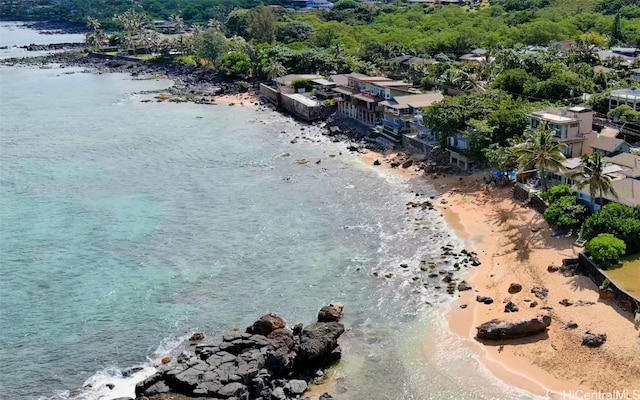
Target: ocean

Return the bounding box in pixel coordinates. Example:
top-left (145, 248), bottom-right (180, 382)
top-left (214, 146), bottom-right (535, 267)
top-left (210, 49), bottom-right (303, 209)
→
top-left (0, 22), bottom-right (544, 400)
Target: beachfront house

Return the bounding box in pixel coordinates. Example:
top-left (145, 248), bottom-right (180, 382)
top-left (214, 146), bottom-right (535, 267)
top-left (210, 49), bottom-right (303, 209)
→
top-left (311, 78), bottom-right (338, 99)
top-left (332, 73), bottom-right (414, 127)
top-left (446, 133), bottom-right (475, 171)
top-left (259, 73), bottom-right (329, 121)
top-left (547, 146), bottom-right (640, 211)
top-left (529, 106), bottom-right (596, 158)
top-left (377, 93), bottom-right (444, 148)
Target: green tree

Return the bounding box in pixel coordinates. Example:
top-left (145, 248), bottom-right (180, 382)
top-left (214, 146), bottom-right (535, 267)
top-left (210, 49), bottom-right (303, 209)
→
top-left (265, 61), bottom-right (287, 81)
top-left (193, 27), bottom-right (228, 64)
top-left (541, 184), bottom-right (574, 204)
top-left (611, 13), bottom-right (623, 45)
top-left (608, 105), bottom-right (640, 124)
top-left (544, 195), bottom-right (589, 231)
top-left (486, 97), bottom-right (531, 145)
top-left (585, 233), bottom-right (626, 269)
top-left (492, 68), bottom-right (538, 97)
top-left (225, 9), bottom-right (250, 38)
top-left (580, 203), bottom-right (640, 254)
top-left (113, 7), bottom-right (148, 52)
top-left (219, 52), bottom-right (252, 78)
top-left (85, 16), bottom-right (106, 51)
top-left (247, 6), bottom-right (277, 44)
top-left (276, 20), bottom-right (314, 44)
top-left (483, 141), bottom-right (519, 174)
top-left (571, 152), bottom-right (618, 213)
top-left (512, 124), bottom-right (567, 192)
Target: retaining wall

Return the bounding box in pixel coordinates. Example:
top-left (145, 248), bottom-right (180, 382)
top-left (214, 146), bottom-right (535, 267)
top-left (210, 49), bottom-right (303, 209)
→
top-left (578, 253), bottom-right (639, 314)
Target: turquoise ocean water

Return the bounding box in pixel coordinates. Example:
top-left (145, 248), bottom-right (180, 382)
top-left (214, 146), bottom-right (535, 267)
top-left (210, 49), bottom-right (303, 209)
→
top-left (0, 22), bottom-right (544, 400)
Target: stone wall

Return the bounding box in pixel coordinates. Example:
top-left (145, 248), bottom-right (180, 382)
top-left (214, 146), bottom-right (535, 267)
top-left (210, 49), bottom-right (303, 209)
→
top-left (402, 135), bottom-right (437, 155)
top-left (513, 184), bottom-right (529, 202)
top-left (578, 253), bottom-right (639, 314)
top-left (530, 194), bottom-right (548, 215)
top-left (512, 184), bottom-right (547, 215)
top-left (259, 83), bottom-right (279, 106)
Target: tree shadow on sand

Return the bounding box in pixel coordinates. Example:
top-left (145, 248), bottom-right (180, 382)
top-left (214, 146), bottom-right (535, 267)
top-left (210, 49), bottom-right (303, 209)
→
top-left (486, 202), bottom-right (546, 262)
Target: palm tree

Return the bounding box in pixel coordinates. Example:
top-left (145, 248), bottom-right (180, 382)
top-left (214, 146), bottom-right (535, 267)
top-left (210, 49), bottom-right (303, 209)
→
top-left (571, 152), bottom-right (618, 213)
top-left (85, 17), bottom-right (106, 51)
top-left (265, 61), bottom-right (287, 86)
top-left (512, 124), bottom-right (567, 193)
top-left (170, 13), bottom-right (185, 33)
top-left (437, 68), bottom-right (462, 94)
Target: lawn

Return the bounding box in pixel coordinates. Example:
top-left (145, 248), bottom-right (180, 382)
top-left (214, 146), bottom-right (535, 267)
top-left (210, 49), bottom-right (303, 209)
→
top-left (605, 254), bottom-right (640, 296)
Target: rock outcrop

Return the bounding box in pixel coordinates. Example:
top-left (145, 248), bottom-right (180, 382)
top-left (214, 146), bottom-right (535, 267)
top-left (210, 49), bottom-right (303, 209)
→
top-left (135, 304), bottom-right (345, 400)
top-left (476, 314), bottom-right (551, 340)
top-left (582, 331), bottom-right (607, 347)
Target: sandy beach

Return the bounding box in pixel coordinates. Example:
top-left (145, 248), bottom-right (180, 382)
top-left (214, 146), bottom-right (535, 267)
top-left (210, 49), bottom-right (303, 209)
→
top-left (361, 151), bottom-right (640, 399)
top-left (212, 91), bottom-right (259, 106)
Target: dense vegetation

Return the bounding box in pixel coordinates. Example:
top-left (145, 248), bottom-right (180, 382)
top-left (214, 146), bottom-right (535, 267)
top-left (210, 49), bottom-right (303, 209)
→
top-left (585, 233), bottom-right (627, 269)
top-left (542, 185), bottom-right (590, 231)
top-left (74, 0), bottom-right (640, 168)
top-left (3, 0), bottom-right (640, 46)
top-left (580, 203), bottom-right (640, 255)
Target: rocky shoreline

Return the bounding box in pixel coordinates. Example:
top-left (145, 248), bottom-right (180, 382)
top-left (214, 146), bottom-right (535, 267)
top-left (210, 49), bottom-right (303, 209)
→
top-left (1, 47), bottom-right (467, 175)
top-left (132, 304), bottom-right (345, 400)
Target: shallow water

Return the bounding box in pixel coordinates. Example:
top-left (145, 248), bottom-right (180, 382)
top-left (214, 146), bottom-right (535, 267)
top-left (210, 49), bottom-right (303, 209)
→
top-left (0, 25), bottom-right (545, 400)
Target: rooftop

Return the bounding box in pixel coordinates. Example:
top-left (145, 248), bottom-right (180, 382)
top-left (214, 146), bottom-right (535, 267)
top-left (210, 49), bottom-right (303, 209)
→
top-left (275, 74), bottom-right (322, 87)
top-left (387, 55), bottom-right (433, 65)
top-left (329, 74), bottom-right (349, 86)
top-left (604, 152), bottom-right (640, 169)
top-left (531, 111), bottom-right (577, 123)
top-left (591, 136), bottom-right (629, 153)
top-left (370, 80), bottom-right (413, 88)
top-left (562, 157), bottom-right (582, 170)
top-left (282, 93), bottom-right (321, 108)
top-left (379, 93), bottom-right (444, 109)
top-left (312, 78), bottom-right (336, 86)
top-left (346, 73), bottom-right (392, 82)
top-left (610, 88), bottom-right (640, 101)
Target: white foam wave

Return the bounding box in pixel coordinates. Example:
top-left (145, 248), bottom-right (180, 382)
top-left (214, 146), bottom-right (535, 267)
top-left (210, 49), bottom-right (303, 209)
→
top-left (78, 365), bottom-right (156, 400)
top-left (63, 333), bottom-right (190, 400)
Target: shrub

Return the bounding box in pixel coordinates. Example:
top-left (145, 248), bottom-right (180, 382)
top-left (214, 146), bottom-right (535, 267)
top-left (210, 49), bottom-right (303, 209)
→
top-left (541, 184), bottom-right (573, 204)
top-left (234, 80), bottom-right (251, 92)
top-left (585, 233), bottom-right (626, 269)
top-left (219, 52), bottom-right (252, 78)
top-left (580, 203), bottom-right (640, 254)
top-left (291, 78), bottom-right (314, 91)
top-left (543, 195), bottom-right (589, 231)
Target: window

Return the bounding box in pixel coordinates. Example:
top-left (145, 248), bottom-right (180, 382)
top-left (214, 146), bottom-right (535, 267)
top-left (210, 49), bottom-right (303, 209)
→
top-left (531, 119), bottom-right (539, 129)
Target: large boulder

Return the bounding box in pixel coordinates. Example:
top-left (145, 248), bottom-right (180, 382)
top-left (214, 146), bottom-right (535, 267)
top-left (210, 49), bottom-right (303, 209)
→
top-left (508, 283), bottom-right (522, 294)
top-left (476, 314), bottom-right (551, 340)
top-left (297, 322), bottom-right (345, 368)
top-left (218, 382), bottom-right (249, 399)
top-left (248, 313), bottom-right (287, 336)
top-left (317, 303), bottom-right (344, 322)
